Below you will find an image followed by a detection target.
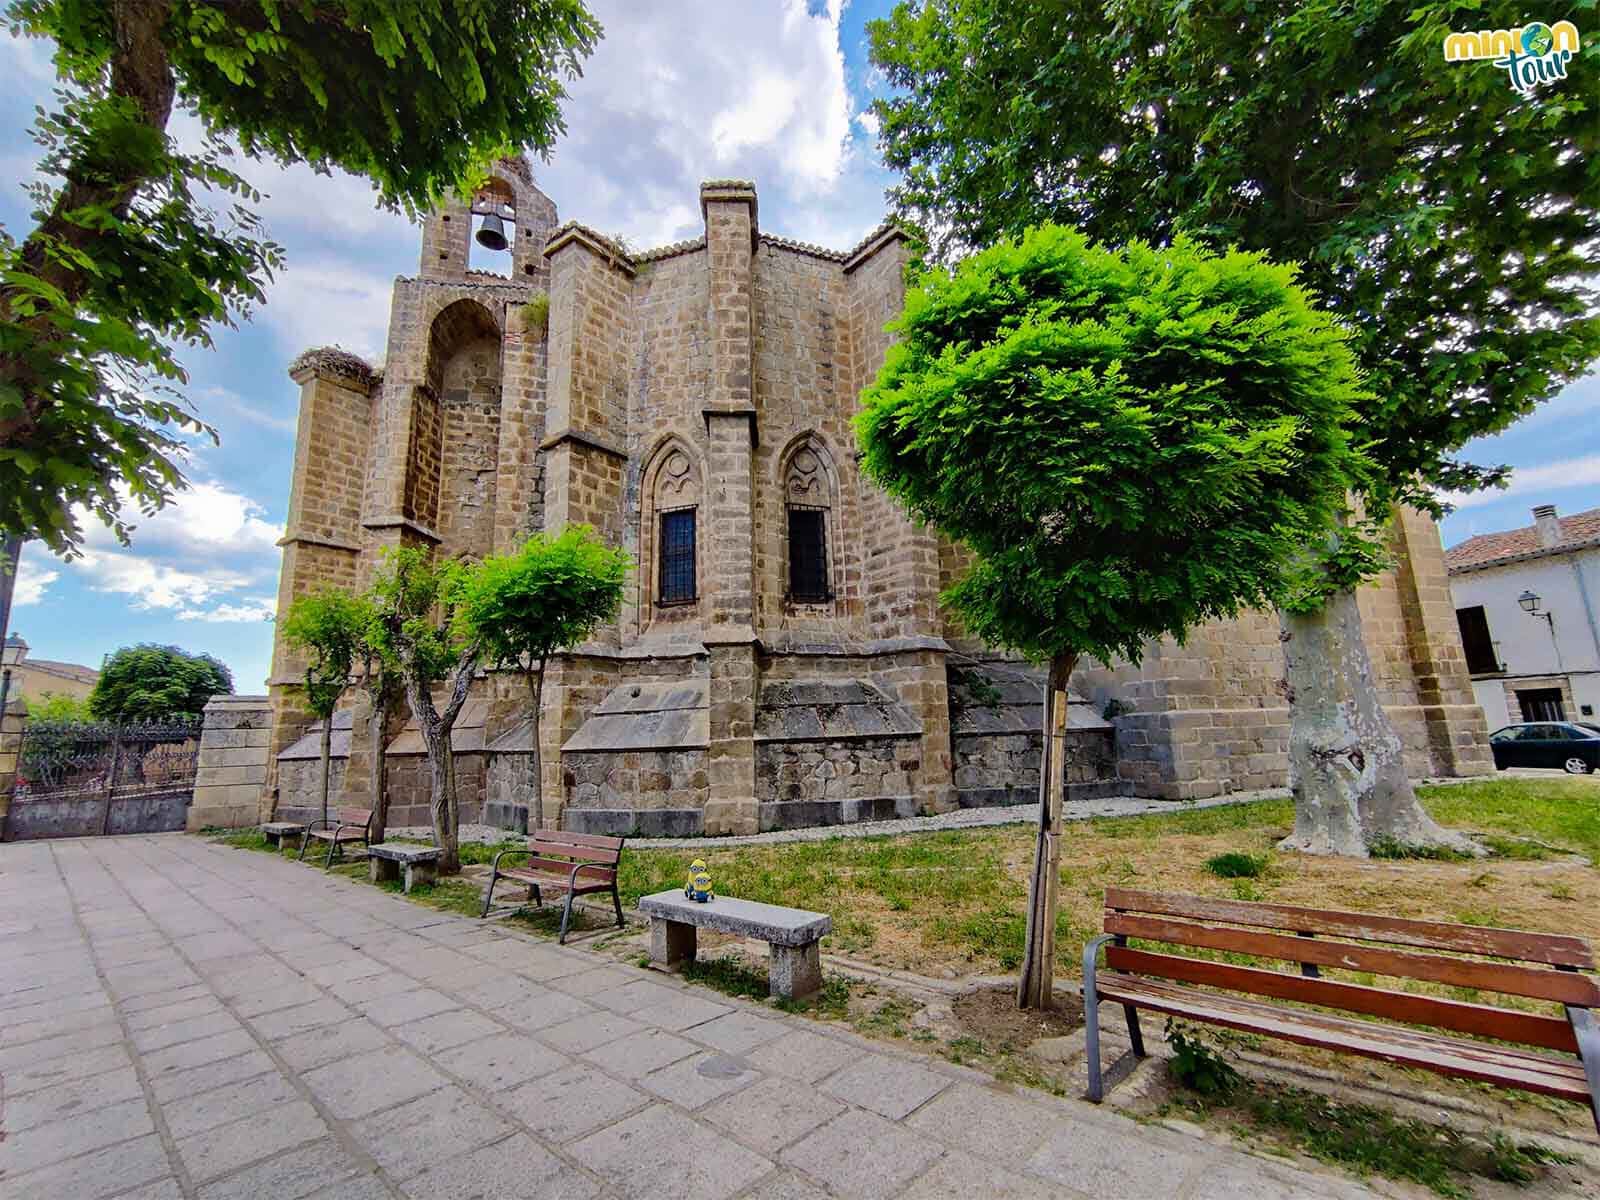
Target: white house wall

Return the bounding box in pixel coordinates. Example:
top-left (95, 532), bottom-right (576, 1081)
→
top-left (1449, 548), bottom-right (1600, 677)
top-left (1471, 678), bottom-right (1511, 731)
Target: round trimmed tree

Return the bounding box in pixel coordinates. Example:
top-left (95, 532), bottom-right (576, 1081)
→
top-left (856, 227), bottom-right (1371, 1007)
top-left (456, 525), bottom-right (628, 833)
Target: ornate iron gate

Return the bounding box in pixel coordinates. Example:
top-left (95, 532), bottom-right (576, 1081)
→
top-left (8, 719), bottom-right (202, 839)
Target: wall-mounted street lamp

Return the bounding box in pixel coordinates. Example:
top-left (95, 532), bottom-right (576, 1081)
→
top-left (1519, 590), bottom-right (1565, 672)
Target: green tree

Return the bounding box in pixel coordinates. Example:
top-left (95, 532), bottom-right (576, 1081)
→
top-left (1, 0), bottom-right (601, 555)
top-left (456, 525), bottom-right (628, 832)
top-left (88, 643), bottom-right (232, 722)
top-left (367, 546), bottom-right (480, 873)
top-left (281, 588), bottom-right (368, 828)
top-left (351, 612), bottom-right (405, 846)
top-left (25, 691), bottom-right (92, 723)
top-left (869, 0), bottom-right (1600, 855)
top-left (856, 227), bottom-right (1369, 1007)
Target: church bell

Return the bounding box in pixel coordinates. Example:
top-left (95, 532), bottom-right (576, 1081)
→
top-left (475, 212), bottom-right (509, 252)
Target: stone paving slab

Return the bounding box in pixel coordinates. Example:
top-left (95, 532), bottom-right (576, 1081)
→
top-left (0, 832), bottom-right (1389, 1200)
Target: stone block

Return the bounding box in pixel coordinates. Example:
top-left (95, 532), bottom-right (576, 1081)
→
top-left (650, 917), bottom-right (697, 970)
top-left (769, 940), bottom-right (821, 1000)
top-left (569, 1103), bottom-right (771, 1200)
top-left (638, 891), bottom-right (830, 947)
top-left (821, 1054), bottom-right (949, 1120)
top-left (779, 1110), bottom-right (942, 1200)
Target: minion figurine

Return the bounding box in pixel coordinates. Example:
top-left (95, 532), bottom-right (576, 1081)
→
top-left (685, 858), bottom-right (714, 903)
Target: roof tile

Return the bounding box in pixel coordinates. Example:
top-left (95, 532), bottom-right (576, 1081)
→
top-left (1444, 506), bottom-right (1600, 571)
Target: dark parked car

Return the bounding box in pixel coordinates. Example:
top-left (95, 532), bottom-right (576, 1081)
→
top-left (1487, 722), bottom-right (1600, 774)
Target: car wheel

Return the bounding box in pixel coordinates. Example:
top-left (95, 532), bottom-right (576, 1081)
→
top-left (1563, 755), bottom-right (1591, 775)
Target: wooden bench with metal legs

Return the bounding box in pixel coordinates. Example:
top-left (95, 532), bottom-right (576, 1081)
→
top-left (1082, 887), bottom-right (1600, 1135)
top-left (298, 806), bottom-right (373, 871)
top-left (481, 830), bottom-right (625, 944)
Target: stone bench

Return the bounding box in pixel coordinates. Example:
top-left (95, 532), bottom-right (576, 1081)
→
top-left (366, 843), bottom-right (442, 893)
top-left (638, 890), bottom-right (833, 1000)
top-left (261, 821), bottom-right (305, 849)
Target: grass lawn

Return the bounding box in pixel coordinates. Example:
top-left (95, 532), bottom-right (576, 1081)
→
top-left (618, 776), bottom-right (1600, 980)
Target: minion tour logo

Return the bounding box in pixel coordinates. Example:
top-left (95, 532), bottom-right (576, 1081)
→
top-left (1444, 20), bottom-right (1580, 94)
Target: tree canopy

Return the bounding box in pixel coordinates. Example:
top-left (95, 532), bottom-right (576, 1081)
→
top-left (868, 0), bottom-right (1600, 504)
top-left (1, 0), bottom-right (601, 554)
top-left (281, 588), bottom-right (373, 719)
top-left (856, 226), bottom-right (1371, 667)
top-left (88, 642), bottom-right (233, 722)
top-left (367, 544), bottom-right (480, 871)
top-left (456, 525), bottom-right (628, 673)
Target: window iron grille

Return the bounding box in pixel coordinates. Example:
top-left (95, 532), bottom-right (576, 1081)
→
top-left (658, 507), bottom-right (697, 604)
top-left (788, 505), bottom-right (830, 602)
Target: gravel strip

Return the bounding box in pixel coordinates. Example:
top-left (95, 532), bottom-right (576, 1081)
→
top-left (387, 787), bottom-right (1293, 852)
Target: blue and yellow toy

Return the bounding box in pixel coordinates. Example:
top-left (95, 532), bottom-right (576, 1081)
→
top-left (685, 858), bottom-right (714, 903)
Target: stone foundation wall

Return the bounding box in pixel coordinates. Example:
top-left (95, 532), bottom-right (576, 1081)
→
top-left (382, 752), bottom-right (485, 830)
top-left (482, 751), bottom-right (532, 833)
top-left (755, 736), bottom-right (920, 831)
top-left (952, 728), bottom-right (1117, 808)
top-left (274, 756), bottom-right (349, 826)
top-left (558, 748), bottom-right (708, 837)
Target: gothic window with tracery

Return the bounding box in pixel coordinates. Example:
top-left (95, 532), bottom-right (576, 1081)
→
top-left (784, 441), bottom-right (834, 604)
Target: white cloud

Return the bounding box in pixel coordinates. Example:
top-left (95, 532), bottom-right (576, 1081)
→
top-left (533, 0), bottom-right (860, 246)
top-left (262, 261), bottom-right (395, 361)
top-left (856, 110), bottom-right (881, 138)
top-left (1440, 453), bottom-right (1600, 509)
top-left (0, 28), bottom-right (57, 85)
top-left (64, 478), bottom-right (284, 616)
top-left (177, 599), bottom-right (277, 624)
top-left (74, 553), bottom-right (252, 610)
top-left (11, 556), bottom-right (58, 607)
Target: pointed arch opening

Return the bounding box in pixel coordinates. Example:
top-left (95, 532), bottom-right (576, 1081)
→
top-left (779, 433), bottom-right (841, 607)
top-left (638, 435), bottom-right (705, 626)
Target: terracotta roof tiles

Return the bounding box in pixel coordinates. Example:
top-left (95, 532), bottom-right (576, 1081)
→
top-left (1444, 506), bottom-right (1600, 571)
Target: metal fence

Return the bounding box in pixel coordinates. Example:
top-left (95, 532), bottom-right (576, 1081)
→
top-left (10, 719), bottom-right (202, 838)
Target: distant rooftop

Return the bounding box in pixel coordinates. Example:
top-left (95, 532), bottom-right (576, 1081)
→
top-left (1445, 504), bottom-right (1600, 573)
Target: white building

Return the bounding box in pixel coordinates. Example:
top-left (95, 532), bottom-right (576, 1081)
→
top-left (1445, 504), bottom-right (1600, 730)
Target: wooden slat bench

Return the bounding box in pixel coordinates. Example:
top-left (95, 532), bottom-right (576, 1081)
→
top-left (298, 806), bottom-right (373, 870)
top-left (1082, 887), bottom-right (1600, 1133)
top-left (480, 830), bottom-right (625, 943)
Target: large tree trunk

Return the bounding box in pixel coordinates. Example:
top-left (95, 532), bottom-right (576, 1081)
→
top-left (367, 686), bottom-right (391, 845)
top-left (399, 648), bottom-right (477, 875)
top-left (1017, 651), bottom-right (1076, 1010)
top-left (318, 718), bottom-right (332, 829)
top-left (423, 728), bottom-right (459, 874)
top-left (526, 657), bottom-right (544, 834)
top-left (1280, 587), bottom-right (1478, 857)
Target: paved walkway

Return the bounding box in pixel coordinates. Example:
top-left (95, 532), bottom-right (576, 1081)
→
top-left (0, 834), bottom-right (1375, 1199)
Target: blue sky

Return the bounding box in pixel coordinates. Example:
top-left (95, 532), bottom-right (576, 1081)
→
top-left (5, 1), bottom-right (1596, 692)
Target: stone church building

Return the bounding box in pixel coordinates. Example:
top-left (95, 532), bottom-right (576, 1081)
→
top-left (265, 157), bottom-right (1491, 836)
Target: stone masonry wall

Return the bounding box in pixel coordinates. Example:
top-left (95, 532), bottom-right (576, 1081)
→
top-left (755, 736), bottom-right (920, 832)
top-left (1073, 511), bottom-right (1493, 800)
top-left (274, 757), bottom-right (349, 826)
top-left (435, 334), bottom-right (502, 561)
top-left (187, 695), bottom-right (273, 831)
top-left (952, 729), bottom-right (1116, 807)
top-left (382, 752), bottom-right (486, 831)
top-left (752, 245), bottom-right (859, 632)
top-left (566, 748), bottom-right (707, 811)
